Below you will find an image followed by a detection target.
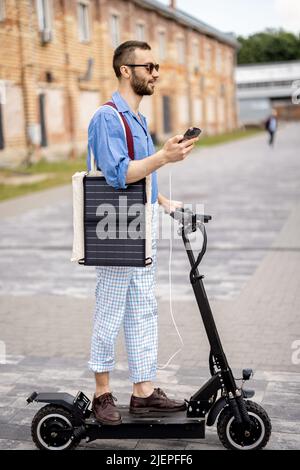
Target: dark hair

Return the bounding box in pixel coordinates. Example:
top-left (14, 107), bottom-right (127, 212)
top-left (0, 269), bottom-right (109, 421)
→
top-left (113, 41), bottom-right (151, 78)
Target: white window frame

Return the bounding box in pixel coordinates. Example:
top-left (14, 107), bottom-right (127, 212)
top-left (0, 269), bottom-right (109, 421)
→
top-left (36, 0), bottom-right (53, 32)
top-left (136, 22), bottom-right (145, 41)
top-left (177, 37), bottom-right (185, 65)
top-left (0, 0), bottom-right (6, 22)
top-left (158, 29), bottom-right (166, 61)
top-left (78, 1), bottom-right (91, 42)
top-left (110, 13), bottom-right (120, 48)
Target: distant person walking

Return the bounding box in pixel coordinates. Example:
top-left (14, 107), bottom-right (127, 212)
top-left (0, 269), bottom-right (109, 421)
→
top-left (265, 109), bottom-right (278, 147)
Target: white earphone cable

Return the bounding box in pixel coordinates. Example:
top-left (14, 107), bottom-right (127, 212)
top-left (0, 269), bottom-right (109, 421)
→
top-left (157, 170), bottom-right (184, 370)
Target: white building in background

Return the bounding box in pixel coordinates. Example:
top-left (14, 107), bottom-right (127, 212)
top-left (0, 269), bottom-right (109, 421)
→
top-left (236, 61), bottom-right (300, 125)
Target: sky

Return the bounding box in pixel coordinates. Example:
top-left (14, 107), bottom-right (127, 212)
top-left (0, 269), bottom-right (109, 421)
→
top-left (160, 0), bottom-right (300, 37)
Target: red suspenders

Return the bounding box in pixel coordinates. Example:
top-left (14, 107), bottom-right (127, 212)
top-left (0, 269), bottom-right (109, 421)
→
top-left (103, 101), bottom-right (135, 160)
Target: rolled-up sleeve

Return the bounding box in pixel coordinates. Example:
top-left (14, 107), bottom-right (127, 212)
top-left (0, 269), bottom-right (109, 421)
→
top-left (87, 111), bottom-right (130, 189)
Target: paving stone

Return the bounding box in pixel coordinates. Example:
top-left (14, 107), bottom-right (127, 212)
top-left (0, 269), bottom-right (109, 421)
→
top-left (81, 439), bottom-right (138, 450)
top-left (0, 438), bottom-right (32, 450)
top-left (135, 439), bottom-right (189, 450)
top-left (267, 432), bottom-right (300, 450)
top-left (13, 441), bottom-right (37, 450)
top-left (0, 424), bottom-right (31, 441)
top-left (270, 418), bottom-right (300, 434)
top-left (263, 403), bottom-right (300, 421)
top-left (0, 407), bottom-right (20, 424)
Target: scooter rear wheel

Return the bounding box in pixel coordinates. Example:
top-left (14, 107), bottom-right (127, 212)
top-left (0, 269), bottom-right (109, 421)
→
top-left (217, 400), bottom-right (272, 450)
top-left (31, 405), bottom-right (81, 450)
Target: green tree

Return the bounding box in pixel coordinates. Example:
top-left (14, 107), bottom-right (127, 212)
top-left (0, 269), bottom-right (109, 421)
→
top-left (237, 29), bottom-right (300, 64)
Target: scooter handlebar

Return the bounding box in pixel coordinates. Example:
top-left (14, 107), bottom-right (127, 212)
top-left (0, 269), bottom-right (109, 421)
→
top-left (170, 207), bottom-right (212, 224)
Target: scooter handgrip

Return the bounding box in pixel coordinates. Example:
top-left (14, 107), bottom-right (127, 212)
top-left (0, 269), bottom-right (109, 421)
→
top-left (170, 208), bottom-right (190, 222)
top-left (170, 208), bottom-right (182, 219)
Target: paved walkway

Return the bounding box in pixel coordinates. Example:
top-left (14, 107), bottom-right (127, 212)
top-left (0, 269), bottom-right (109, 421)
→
top-left (0, 123), bottom-right (300, 449)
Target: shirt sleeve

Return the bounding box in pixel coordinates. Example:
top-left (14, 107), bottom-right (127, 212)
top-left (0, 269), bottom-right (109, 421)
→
top-left (87, 111), bottom-right (130, 190)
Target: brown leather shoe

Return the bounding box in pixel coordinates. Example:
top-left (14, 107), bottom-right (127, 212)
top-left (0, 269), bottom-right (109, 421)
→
top-left (92, 392), bottom-right (122, 425)
top-left (129, 387), bottom-right (186, 414)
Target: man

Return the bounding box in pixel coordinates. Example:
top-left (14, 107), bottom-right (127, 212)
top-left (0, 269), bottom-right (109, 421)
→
top-left (265, 109), bottom-right (278, 147)
top-left (87, 41), bottom-right (199, 425)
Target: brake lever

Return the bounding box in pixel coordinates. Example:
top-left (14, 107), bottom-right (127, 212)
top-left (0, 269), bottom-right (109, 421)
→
top-left (170, 207), bottom-right (193, 222)
top-left (170, 208), bottom-right (196, 236)
top-left (170, 209), bottom-right (211, 236)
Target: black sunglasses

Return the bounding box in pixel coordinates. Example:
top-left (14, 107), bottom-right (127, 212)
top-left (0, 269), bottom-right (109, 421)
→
top-left (125, 63), bottom-right (160, 74)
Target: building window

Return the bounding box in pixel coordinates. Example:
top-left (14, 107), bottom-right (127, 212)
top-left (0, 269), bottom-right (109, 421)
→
top-left (162, 96), bottom-right (172, 133)
top-left (37, 0), bottom-right (52, 32)
top-left (136, 23), bottom-right (145, 41)
top-left (205, 42), bottom-right (212, 71)
top-left (216, 46), bottom-right (222, 73)
top-left (178, 95), bottom-right (189, 125)
top-left (39, 94), bottom-right (48, 147)
top-left (227, 50), bottom-right (233, 76)
top-left (193, 97), bottom-right (203, 125)
top-left (0, 0), bottom-right (6, 22)
top-left (111, 14), bottom-right (120, 48)
top-left (78, 1), bottom-right (90, 42)
top-left (158, 30), bottom-right (166, 61)
top-left (206, 95), bottom-right (216, 123)
top-left (192, 40), bottom-right (200, 72)
top-left (177, 37), bottom-right (185, 65)
top-left (200, 76), bottom-right (205, 92)
top-left (237, 79), bottom-right (294, 90)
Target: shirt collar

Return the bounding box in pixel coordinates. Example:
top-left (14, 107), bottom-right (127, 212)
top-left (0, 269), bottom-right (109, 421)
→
top-left (112, 91), bottom-right (146, 123)
top-left (112, 91), bottom-right (130, 113)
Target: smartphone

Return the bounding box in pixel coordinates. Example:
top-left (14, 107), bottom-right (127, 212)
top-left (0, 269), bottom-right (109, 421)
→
top-left (179, 127), bottom-right (202, 143)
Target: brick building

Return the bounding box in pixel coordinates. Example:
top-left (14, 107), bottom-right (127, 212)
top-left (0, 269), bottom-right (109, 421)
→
top-left (0, 0), bottom-right (239, 166)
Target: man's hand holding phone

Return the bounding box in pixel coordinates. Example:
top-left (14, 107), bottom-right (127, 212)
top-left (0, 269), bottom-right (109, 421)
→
top-left (161, 127), bottom-right (202, 164)
top-left (126, 127), bottom-right (202, 185)
top-left (179, 127), bottom-right (202, 143)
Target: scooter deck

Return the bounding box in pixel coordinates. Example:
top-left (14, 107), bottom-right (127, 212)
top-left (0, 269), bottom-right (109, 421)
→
top-left (84, 406), bottom-right (205, 440)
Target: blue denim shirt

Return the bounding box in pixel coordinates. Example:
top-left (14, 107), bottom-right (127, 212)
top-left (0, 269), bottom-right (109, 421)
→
top-left (87, 91), bottom-right (158, 203)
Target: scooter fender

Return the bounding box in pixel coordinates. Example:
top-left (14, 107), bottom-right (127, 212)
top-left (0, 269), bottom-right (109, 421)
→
top-left (206, 389), bottom-right (255, 426)
top-left (206, 397), bottom-right (227, 427)
top-left (26, 391), bottom-right (76, 412)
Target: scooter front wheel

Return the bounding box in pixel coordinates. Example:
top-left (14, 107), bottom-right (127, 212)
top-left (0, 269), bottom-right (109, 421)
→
top-left (31, 405), bottom-right (81, 450)
top-left (217, 400), bottom-right (272, 450)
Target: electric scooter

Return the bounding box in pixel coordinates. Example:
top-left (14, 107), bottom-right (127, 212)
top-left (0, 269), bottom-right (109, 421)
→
top-left (27, 208), bottom-right (272, 450)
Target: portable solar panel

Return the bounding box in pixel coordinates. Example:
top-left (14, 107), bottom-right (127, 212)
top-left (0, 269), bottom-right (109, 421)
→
top-left (81, 175), bottom-right (150, 267)
top-left (71, 100), bottom-right (152, 267)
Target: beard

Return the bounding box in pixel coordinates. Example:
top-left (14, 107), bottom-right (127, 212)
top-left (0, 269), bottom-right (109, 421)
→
top-left (130, 70), bottom-right (155, 96)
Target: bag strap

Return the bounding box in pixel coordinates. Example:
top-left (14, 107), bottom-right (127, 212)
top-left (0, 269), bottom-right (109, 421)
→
top-left (89, 101), bottom-right (135, 172)
top-left (104, 101), bottom-right (134, 160)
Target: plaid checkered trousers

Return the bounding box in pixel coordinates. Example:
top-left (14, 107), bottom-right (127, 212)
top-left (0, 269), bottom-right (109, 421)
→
top-left (88, 202), bottom-right (159, 383)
